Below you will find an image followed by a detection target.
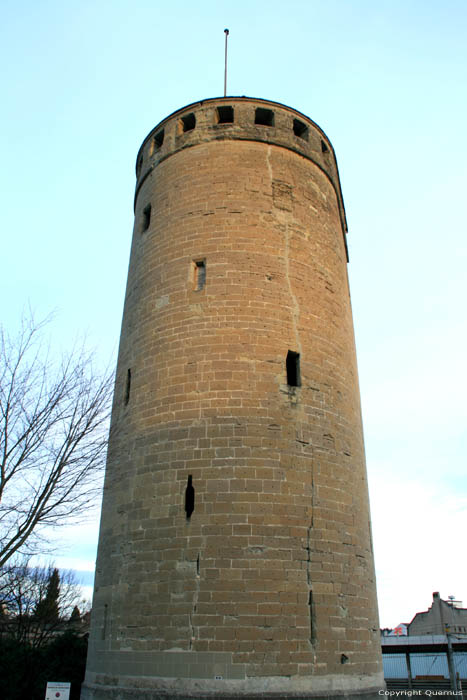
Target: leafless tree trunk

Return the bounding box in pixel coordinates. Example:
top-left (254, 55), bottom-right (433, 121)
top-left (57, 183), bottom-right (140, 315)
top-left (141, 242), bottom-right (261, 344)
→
top-left (0, 314), bottom-right (113, 567)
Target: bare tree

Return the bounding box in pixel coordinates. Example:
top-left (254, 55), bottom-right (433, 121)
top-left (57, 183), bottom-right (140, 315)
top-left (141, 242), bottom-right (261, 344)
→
top-left (0, 314), bottom-right (113, 567)
top-left (0, 561), bottom-right (86, 648)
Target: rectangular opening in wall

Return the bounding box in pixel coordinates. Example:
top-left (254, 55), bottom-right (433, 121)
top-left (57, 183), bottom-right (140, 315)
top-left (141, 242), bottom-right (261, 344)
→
top-left (255, 107), bottom-right (274, 126)
top-left (142, 204), bottom-right (151, 232)
top-left (185, 475), bottom-right (195, 519)
top-left (216, 106), bottom-right (234, 123)
top-left (179, 113), bottom-right (196, 133)
top-left (293, 118), bottom-right (309, 140)
top-left (193, 259), bottom-right (206, 291)
top-left (152, 129), bottom-right (164, 153)
top-left (124, 368), bottom-right (131, 405)
top-left (286, 350), bottom-right (301, 387)
top-left (321, 139), bottom-right (329, 154)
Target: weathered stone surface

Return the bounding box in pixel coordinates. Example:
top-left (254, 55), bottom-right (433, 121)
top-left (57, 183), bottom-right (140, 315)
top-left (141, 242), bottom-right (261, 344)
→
top-left (82, 97), bottom-right (383, 699)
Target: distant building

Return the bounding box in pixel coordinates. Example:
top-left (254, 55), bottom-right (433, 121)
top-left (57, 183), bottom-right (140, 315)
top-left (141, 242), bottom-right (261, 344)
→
top-left (381, 623), bottom-right (408, 637)
top-left (409, 592), bottom-right (467, 636)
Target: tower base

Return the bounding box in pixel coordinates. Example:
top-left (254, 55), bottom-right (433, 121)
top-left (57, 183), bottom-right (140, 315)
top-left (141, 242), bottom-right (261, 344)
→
top-left (81, 673), bottom-right (385, 700)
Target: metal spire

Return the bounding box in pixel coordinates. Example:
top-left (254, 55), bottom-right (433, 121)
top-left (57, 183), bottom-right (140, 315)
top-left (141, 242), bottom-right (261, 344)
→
top-left (224, 29), bottom-right (229, 97)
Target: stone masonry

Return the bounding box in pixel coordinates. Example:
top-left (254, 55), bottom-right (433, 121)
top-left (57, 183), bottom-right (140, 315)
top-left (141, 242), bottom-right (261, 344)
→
top-left (81, 97), bottom-right (384, 699)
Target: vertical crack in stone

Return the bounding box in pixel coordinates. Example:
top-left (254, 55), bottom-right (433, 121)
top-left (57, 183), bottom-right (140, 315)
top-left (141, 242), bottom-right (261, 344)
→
top-left (306, 525), bottom-right (312, 588)
top-left (308, 590), bottom-right (317, 646)
top-left (283, 221), bottom-right (301, 356)
top-left (266, 145), bottom-right (301, 358)
top-left (189, 551), bottom-right (201, 650)
top-left (266, 144), bottom-right (273, 183)
top-left (307, 527), bottom-right (316, 651)
top-left (308, 447), bottom-right (317, 653)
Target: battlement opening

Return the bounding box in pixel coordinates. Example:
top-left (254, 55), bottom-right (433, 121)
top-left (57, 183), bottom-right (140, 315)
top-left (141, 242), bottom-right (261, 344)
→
top-left (216, 106), bottom-right (234, 123)
top-left (152, 129), bottom-right (164, 152)
top-left (286, 350), bottom-right (301, 387)
top-left (255, 107), bottom-right (274, 127)
top-left (179, 112), bottom-right (196, 133)
top-left (142, 204), bottom-right (151, 232)
top-left (293, 118), bottom-right (309, 140)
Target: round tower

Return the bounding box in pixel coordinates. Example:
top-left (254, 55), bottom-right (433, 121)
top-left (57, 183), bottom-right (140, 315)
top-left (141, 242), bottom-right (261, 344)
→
top-left (82, 97), bottom-right (383, 699)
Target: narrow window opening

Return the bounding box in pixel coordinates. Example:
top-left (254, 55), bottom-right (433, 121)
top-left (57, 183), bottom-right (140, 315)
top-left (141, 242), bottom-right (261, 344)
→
top-left (142, 204), bottom-right (151, 232)
top-left (101, 603), bottom-right (108, 640)
top-left (185, 475), bottom-right (195, 519)
top-left (321, 139), bottom-right (329, 154)
top-left (293, 118), bottom-right (309, 140)
top-left (255, 107), bottom-right (274, 127)
top-left (179, 113), bottom-right (196, 133)
top-left (124, 369), bottom-right (131, 405)
top-left (152, 129), bottom-right (164, 152)
top-left (216, 106), bottom-right (234, 124)
top-left (286, 350), bottom-right (301, 387)
top-left (196, 553), bottom-right (200, 577)
top-left (193, 259), bottom-right (206, 291)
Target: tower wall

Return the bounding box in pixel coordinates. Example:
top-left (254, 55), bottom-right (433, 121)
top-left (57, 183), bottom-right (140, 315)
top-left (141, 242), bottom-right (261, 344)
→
top-left (82, 97), bottom-right (383, 699)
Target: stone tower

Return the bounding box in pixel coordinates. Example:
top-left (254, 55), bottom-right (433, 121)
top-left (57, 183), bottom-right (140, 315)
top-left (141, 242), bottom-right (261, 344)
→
top-left (82, 97), bottom-right (383, 699)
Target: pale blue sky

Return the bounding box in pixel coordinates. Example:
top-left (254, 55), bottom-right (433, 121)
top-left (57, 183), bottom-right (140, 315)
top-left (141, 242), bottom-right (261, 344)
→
top-left (1, 0), bottom-right (466, 628)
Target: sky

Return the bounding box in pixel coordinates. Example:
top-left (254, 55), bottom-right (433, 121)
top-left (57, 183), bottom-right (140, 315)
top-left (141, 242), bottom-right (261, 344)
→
top-left (1, 0), bottom-right (466, 629)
